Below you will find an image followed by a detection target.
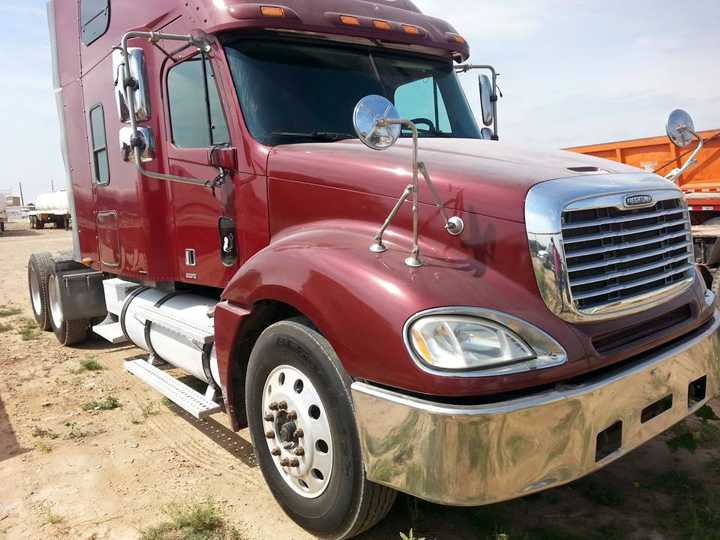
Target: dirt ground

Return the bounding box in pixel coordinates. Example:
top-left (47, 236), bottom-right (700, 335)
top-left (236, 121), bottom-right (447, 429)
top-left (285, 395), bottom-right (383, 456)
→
top-left (2, 223), bottom-right (720, 540)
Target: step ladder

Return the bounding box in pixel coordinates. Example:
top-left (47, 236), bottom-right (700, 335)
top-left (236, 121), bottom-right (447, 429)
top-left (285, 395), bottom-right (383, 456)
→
top-left (92, 321), bottom-right (129, 344)
top-left (124, 359), bottom-right (222, 419)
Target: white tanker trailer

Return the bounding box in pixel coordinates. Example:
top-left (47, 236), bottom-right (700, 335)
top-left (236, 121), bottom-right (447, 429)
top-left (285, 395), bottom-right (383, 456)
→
top-left (29, 190), bottom-right (70, 230)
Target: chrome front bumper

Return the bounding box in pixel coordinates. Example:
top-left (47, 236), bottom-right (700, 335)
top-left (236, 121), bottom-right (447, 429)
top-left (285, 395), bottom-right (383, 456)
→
top-left (351, 313), bottom-right (720, 506)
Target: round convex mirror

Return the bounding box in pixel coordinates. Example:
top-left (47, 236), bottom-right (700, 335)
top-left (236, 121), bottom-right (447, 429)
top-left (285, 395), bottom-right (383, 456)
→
top-left (479, 74), bottom-right (494, 127)
top-left (353, 95), bottom-right (402, 151)
top-left (666, 109), bottom-right (696, 148)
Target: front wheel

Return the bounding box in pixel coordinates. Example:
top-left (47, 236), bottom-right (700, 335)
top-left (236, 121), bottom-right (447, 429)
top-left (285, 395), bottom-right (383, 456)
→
top-left (246, 320), bottom-right (396, 539)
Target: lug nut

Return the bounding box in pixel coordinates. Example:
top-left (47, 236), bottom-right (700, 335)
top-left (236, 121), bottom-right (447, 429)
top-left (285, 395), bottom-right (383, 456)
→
top-left (294, 447), bottom-right (305, 456)
top-left (278, 401), bottom-right (288, 410)
top-left (264, 413), bottom-right (274, 422)
top-left (271, 448), bottom-right (281, 456)
top-left (268, 402), bottom-right (279, 411)
top-left (295, 429), bottom-right (304, 439)
top-left (283, 443), bottom-right (294, 450)
top-left (280, 458), bottom-right (291, 467)
top-left (265, 431), bottom-right (275, 439)
top-left (287, 411), bottom-right (298, 420)
top-left (290, 458), bottom-right (300, 467)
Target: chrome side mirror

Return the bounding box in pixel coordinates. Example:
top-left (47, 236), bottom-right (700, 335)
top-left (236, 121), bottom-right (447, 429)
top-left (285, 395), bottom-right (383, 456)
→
top-left (666, 109), bottom-right (696, 148)
top-left (120, 126), bottom-right (155, 164)
top-left (479, 74), bottom-right (494, 127)
top-left (480, 127), bottom-right (495, 140)
top-left (353, 95), bottom-right (401, 151)
top-left (112, 47), bottom-right (151, 123)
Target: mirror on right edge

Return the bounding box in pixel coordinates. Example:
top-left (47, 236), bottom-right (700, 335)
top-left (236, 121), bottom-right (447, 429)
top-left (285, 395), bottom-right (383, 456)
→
top-left (666, 109), bottom-right (696, 148)
top-left (353, 95), bottom-right (402, 151)
top-left (479, 74), bottom-right (494, 127)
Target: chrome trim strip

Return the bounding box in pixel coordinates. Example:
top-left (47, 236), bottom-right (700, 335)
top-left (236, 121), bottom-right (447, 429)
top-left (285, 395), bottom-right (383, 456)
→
top-left (570, 254), bottom-right (692, 287)
top-left (562, 207), bottom-right (687, 230)
top-left (563, 217), bottom-right (688, 245)
top-left (526, 174), bottom-right (694, 322)
top-left (572, 264), bottom-right (693, 301)
top-left (402, 307), bottom-right (567, 378)
top-left (353, 313), bottom-right (720, 507)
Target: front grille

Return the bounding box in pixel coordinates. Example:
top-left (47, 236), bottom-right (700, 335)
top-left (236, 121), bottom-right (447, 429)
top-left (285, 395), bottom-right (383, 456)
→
top-left (561, 198), bottom-right (693, 313)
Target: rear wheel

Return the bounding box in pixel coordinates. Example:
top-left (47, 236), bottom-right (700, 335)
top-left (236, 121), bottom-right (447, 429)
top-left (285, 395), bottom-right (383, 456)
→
top-left (246, 320), bottom-right (396, 539)
top-left (48, 272), bottom-right (89, 346)
top-left (28, 253), bottom-right (54, 331)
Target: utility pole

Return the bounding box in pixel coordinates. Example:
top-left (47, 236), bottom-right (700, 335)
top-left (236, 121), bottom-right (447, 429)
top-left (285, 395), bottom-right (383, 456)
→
top-left (18, 181), bottom-right (24, 206)
top-left (50, 178), bottom-right (55, 192)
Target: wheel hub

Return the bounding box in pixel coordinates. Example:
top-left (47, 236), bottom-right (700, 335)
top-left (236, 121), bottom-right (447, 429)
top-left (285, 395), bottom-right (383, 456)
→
top-left (262, 365), bottom-right (333, 498)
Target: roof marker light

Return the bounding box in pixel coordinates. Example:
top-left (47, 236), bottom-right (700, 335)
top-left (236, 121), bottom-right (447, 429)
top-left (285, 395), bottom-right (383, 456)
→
top-left (260, 6), bottom-right (285, 17)
top-left (401, 24), bottom-right (421, 35)
top-left (373, 20), bottom-right (392, 30)
top-left (340, 15), bottom-right (361, 26)
top-left (449, 34), bottom-right (466, 44)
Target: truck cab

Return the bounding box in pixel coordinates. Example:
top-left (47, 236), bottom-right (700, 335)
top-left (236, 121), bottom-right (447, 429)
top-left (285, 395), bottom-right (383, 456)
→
top-left (31, 1), bottom-right (720, 538)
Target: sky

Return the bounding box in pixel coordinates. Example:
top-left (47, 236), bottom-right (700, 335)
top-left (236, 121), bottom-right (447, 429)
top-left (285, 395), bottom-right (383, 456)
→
top-left (0, 0), bottom-right (718, 203)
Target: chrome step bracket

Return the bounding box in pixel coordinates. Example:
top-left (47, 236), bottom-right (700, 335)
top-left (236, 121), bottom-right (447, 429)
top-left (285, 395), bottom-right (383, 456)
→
top-left (132, 305), bottom-right (214, 349)
top-left (92, 321), bottom-right (129, 344)
top-left (124, 359), bottom-right (222, 419)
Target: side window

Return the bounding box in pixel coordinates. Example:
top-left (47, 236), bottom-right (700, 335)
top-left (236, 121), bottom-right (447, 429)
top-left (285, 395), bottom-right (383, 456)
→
top-left (89, 105), bottom-right (110, 185)
top-left (81, 0), bottom-right (110, 46)
top-left (168, 57), bottom-right (230, 148)
top-left (395, 77), bottom-right (451, 134)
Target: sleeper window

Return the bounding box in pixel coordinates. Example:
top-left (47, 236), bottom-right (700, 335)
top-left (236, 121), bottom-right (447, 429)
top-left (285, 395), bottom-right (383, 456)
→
top-left (168, 57), bottom-right (230, 148)
top-left (80, 0), bottom-right (110, 45)
top-left (89, 105), bottom-right (110, 185)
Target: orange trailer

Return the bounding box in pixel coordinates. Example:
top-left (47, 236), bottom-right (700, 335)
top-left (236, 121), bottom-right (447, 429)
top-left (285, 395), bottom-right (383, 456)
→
top-left (570, 128), bottom-right (720, 282)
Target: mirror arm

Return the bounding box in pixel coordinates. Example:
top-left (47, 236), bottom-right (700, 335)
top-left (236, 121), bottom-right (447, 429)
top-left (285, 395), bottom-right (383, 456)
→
top-left (369, 118), bottom-right (464, 267)
top-left (120, 30), bottom-right (220, 190)
top-left (665, 129), bottom-right (704, 183)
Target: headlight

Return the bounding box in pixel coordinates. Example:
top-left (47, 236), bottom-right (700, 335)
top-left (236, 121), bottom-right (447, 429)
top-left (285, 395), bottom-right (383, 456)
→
top-left (409, 316), bottom-right (535, 371)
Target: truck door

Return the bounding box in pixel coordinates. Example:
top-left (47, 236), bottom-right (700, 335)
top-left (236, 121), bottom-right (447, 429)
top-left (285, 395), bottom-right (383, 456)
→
top-left (164, 54), bottom-right (239, 287)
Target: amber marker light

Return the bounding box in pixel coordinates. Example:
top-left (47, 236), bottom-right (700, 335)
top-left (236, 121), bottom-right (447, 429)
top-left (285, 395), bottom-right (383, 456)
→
top-left (449, 34), bottom-right (466, 44)
top-left (260, 6), bottom-right (285, 17)
top-left (373, 20), bottom-right (392, 30)
top-left (401, 24), bottom-right (421, 35)
top-left (340, 15), bottom-right (361, 26)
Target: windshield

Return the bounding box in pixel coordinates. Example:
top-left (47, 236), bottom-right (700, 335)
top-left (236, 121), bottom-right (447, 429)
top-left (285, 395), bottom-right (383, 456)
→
top-left (224, 39), bottom-right (481, 146)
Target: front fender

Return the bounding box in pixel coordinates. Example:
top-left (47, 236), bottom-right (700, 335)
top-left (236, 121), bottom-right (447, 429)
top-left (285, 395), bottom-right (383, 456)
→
top-left (220, 219), bottom-right (586, 398)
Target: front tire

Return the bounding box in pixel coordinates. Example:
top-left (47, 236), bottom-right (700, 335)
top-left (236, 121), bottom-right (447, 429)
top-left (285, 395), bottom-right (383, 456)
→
top-left (246, 320), bottom-right (396, 539)
top-left (47, 272), bottom-right (89, 346)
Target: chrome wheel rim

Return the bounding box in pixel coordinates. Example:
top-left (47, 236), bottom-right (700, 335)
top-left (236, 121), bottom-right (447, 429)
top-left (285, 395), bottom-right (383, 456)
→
top-left (262, 365), bottom-right (333, 498)
top-left (48, 274), bottom-right (63, 329)
top-left (29, 265), bottom-right (42, 316)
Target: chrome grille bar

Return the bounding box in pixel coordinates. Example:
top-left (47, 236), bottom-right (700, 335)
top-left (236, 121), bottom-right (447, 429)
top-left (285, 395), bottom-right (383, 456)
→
top-left (565, 231), bottom-right (689, 259)
top-left (562, 207), bottom-right (686, 230)
top-left (563, 217), bottom-right (688, 245)
top-left (569, 254), bottom-right (692, 287)
top-left (572, 264), bottom-right (693, 302)
top-left (567, 244), bottom-right (690, 272)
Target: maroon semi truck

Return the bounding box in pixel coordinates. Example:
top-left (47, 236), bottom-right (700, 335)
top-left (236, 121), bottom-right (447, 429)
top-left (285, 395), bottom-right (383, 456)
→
top-left (29, 0), bottom-right (720, 537)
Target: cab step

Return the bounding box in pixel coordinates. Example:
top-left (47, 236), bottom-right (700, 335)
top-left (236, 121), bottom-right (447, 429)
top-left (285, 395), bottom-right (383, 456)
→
top-left (124, 359), bottom-right (222, 419)
top-left (92, 321), bottom-right (129, 344)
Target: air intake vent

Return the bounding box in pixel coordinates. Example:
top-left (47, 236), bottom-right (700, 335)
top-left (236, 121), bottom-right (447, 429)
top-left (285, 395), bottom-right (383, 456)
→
top-left (561, 198), bottom-right (693, 314)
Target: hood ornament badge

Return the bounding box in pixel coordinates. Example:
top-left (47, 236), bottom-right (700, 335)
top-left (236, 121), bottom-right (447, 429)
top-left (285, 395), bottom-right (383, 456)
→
top-left (353, 95), bottom-right (464, 268)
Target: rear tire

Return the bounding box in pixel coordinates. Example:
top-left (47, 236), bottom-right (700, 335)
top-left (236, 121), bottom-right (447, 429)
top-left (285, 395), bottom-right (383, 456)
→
top-left (47, 272), bottom-right (89, 346)
top-left (246, 320), bottom-right (396, 539)
top-left (28, 253), bottom-right (54, 331)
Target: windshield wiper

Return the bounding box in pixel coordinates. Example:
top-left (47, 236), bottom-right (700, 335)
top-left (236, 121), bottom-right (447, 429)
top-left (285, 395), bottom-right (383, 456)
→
top-left (270, 131), bottom-right (357, 143)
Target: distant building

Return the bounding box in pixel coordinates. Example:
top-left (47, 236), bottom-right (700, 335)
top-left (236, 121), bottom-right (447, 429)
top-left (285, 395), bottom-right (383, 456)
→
top-left (5, 195), bottom-right (21, 207)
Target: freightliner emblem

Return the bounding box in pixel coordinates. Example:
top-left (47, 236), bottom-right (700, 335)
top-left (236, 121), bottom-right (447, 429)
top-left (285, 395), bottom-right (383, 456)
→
top-left (624, 194), bottom-right (654, 208)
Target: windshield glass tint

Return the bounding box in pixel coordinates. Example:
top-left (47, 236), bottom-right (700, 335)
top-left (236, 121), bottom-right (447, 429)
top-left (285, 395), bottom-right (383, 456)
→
top-left (225, 40), bottom-right (480, 146)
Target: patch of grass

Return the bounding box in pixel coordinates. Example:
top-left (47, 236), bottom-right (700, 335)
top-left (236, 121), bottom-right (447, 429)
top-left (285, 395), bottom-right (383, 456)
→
top-left (32, 426), bottom-right (59, 440)
top-left (34, 441), bottom-right (53, 454)
top-left (0, 322), bottom-right (11, 333)
top-left (64, 421), bottom-right (89, 440)
top-left (78, 358), bottom-right (104, 372)
top-left (142, 401), bottom-right (161, 418)
top-left (400, 529), bottom-right (426, 540)
top-left (574, 478), bottom-right (624, 507)
top-left (41, 506), bottom-right (63, 526)
top-left (0, 306), bottom-right (22, 318)
top-left (667, 426), bottom-right (700, 453)
top-left (141, 499), bottom-right (243, 540)
top-left (161, 397), bottom-right (174, 408)
top-left (17, 318), bottom-right (40, 341)
top-left (82, 396), bottom-right (121, 412)
top-left (695, 405), bottom-right (720, 421)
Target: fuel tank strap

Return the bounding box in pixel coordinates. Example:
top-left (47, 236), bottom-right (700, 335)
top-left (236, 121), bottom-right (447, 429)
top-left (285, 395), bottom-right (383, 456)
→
top-left (120, 286), bottom-right (149, 341)
top-left (144, 292), bottom-right (184, 362)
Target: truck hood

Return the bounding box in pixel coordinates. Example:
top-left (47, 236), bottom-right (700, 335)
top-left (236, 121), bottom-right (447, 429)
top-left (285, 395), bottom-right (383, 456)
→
top-left (267, 138), bottom-right (640, 222)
